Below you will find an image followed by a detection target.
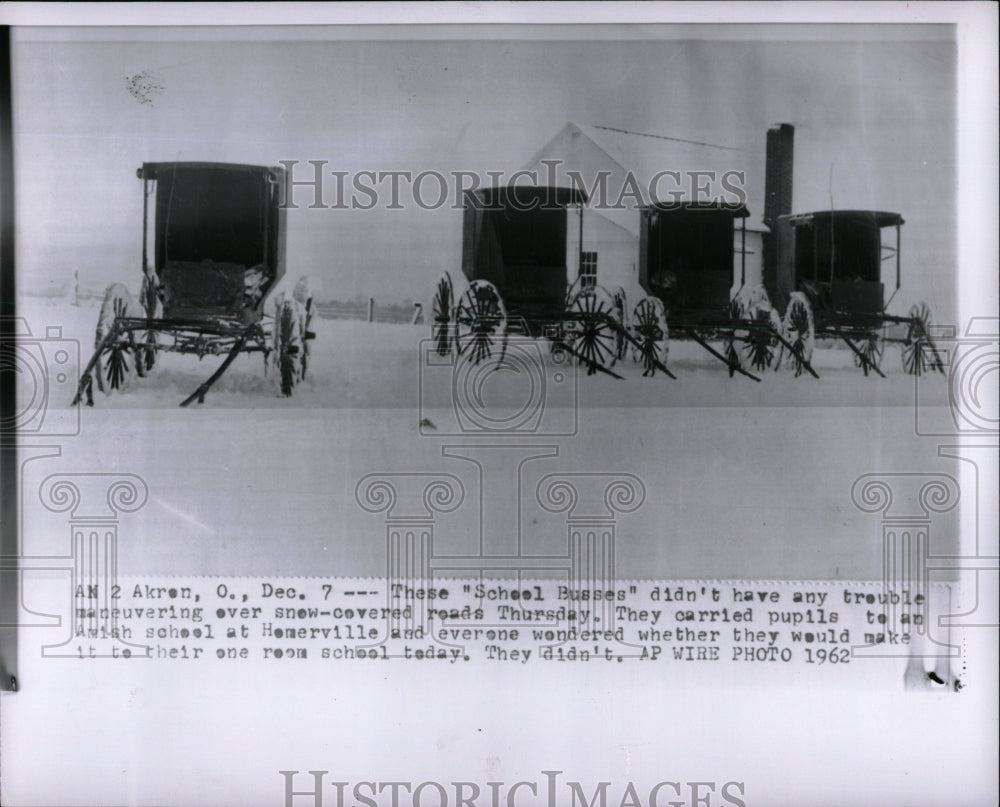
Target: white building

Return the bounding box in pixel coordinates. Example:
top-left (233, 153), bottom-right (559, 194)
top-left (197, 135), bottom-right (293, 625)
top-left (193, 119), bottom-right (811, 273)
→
top-left (519, 122), bottom-right (769, 310)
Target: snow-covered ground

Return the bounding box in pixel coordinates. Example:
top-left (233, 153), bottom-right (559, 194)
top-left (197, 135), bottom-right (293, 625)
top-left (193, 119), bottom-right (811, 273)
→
top-left (17, 293), bottom-right (947, 412)
top-left (13, 291), bottom-right (959, 582)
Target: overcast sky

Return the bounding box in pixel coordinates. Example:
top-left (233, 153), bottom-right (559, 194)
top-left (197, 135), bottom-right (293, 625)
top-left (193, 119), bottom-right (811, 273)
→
top-left (12, 25), bottom-right (955, 313)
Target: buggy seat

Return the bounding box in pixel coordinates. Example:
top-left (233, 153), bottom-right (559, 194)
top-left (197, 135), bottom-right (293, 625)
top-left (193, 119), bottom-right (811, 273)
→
top-left (160, 260), bottom-right (269, 321)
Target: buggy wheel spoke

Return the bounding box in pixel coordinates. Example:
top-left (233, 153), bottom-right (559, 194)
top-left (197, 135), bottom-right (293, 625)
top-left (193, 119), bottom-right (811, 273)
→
top-left (453, 281), bottom-right (507, 367)
top-left (565, 285), bottom-right (623, 375)
top-left (628, 296), bottom-right (670, 377)
top-left (432, 271), bottom-right (454, 356)
top-left (901, 301), bottom-right (943, 376)
top-left (781, 292), bottom-right (817, 379)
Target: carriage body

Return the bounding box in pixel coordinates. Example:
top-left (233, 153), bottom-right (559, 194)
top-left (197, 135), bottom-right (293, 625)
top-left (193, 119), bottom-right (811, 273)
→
top-left (139, 161), bottom-right (287, 324)
top-left (435, 187), bottom-right (939, 380)
top-left (768, 210), bottom-right (938, 375)
top-left (632, 200), bottom-right (817, 379)
top-left (460, 186), bottom-right (587, 334)
top-left (638, 201), bottom-right (750, 326)
top-left (431, 185), bottom-right (657, 375)
top-left (75, 162), bottom-right (315, 406)
top-left (772, 210), bottom-right (901, 327)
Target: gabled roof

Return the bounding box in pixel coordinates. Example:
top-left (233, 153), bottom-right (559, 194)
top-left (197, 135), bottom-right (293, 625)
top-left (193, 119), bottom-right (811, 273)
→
top-left (521, 122), bottom-right (766, 236)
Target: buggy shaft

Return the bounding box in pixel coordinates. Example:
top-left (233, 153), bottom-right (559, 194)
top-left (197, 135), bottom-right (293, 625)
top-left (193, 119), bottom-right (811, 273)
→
top-left (618, 327), bottom-right (677, 379)
top-left (551, 339), bottom-right (625, 380)
top-left (179, 329), bottom-right (256, 407)
top-left (673, 325), bottom-right (762, 382)
top-left (834, 330), bottom-right (887, 378)
top-left (769, 331), bottom-right (821, 379)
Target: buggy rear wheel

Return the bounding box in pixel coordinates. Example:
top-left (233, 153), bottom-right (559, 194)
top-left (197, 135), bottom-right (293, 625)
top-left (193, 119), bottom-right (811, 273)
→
top-left (565, 285), bottom-right (619, 374)
top-left (901, 301), bottom-right (943, 376)
top-left (781, 292), bottom-right (816, 377)
top-left (853, 330), bottom-right (883, 376)
top-left (631, 297), bottom-right (668, 377)
top-left (431, 271), bottom-right (455, 356)
top-left (454, 280), bottom-right (508, 365)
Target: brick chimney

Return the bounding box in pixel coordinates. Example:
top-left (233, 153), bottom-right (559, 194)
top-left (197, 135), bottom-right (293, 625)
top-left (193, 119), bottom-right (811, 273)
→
top-left (764, 123), bottom-right (794, 228)
top-left (763, 124), bottom-right (794, 301)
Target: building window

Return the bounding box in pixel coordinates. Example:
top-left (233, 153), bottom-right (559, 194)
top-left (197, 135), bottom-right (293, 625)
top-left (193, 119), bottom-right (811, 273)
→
top-left (580, 251), bottom-right (598, 289)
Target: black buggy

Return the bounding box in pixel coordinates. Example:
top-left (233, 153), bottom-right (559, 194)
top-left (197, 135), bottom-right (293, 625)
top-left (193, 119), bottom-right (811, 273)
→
top-left (638, 203), bottom-right (944, 379)
top-left (429, 186), bottom-right (674, 379)
top-left (769, 209), bottom-right (944, 377)
top-left (74, 162), bottom-right (315, 406)
top-left (638, 201), bottom-right (817, 380)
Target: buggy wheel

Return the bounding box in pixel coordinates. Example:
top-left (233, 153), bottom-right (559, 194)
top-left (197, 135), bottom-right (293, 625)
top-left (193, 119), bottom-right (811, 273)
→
top-left (454, 280), bottom-right (508, 365)
top-left (293, 276), bottom-right (315, 380)
top-left (95, 283), bottom-right (137, 394)
top-left (742, 290), bottom-right (782, 373)
top-left (724, 298), bottom-right (746, 377)
top-left (274, 298), bottom-right (304, 397)
top-left (901, 302), bottom-right (944, 376)
top-left (136, 332), bottom-right (157, 378)
top-left (853, 330), bottom-right (883, 376)
top-left (565, 286), bottom-right (619, 374)
top-left (630, 297), bottom-right (669, 377)
top-left (611, 287), bottom-right (629, 362)
top-left (431, 271), bottom-right (455, 356)
top-left (300, 297), bottom-right (315, 380)
top-left (781, 292), bottom-right (816, 377)
top-left (138, 272), bottom-right (159, 374)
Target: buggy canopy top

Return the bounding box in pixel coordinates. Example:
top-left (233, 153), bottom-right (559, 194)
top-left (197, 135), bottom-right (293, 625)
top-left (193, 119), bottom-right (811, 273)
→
top-left (638, 201), bottom-right (750, 311)
top-left (461, 186), bottom-right (586, 324)
top-left (138, 162), bottom-right (287, 318)
top-left (466, 185), bottom-right (588, 210)
top-left (781, 210), bottom-right (904, 229)
top-left (646, 199), bottom-right (749, 216)
top-left (772, 209), bottom-right (905, 315)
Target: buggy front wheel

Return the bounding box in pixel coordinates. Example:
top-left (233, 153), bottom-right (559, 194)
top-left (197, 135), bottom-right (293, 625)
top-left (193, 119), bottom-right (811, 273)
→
top-left (95, 283), bottom-right (139, 395)
top-left (293, 276), bottom-right (315, 380)
top-left (742, 288), bottom-right (783, 373)
top-left (431, 271), bottom-right (455, 356)
top-left (611, 287), bottom-right (629, 362)
top-left (780, 292), bottom-right (816, 377)
top-left (565, 285), bottom-right (620, 374)
top-left (273, 298), bottom-right (304, 396)
top-left (454, 280), bottom-right (508, 366)
top-left (630, 297), bottom-right (669, 377)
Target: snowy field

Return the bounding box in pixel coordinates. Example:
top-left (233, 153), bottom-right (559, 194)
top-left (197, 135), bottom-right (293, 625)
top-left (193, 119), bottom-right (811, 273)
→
top-left (12, 291), bottom-right (960, 582)
top-left (17, 292), bottom-right (948, 413)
